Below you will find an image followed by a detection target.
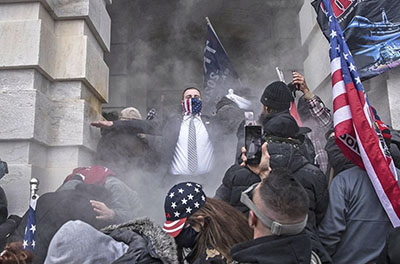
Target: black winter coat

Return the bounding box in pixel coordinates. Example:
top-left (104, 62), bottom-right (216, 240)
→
top-left (215, 140), bottom-right (331, 263)
top-left (214, 165), bottom-right (260, 214)
top-left (231, 232), bottom-right (311, 264)
top-left (377, 227), bottom-right (400, 264)
top-left (8, 184), bottom-right (110, 264)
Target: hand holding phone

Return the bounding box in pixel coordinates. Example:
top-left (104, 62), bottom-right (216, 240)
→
top-left (245, 125), bottom-right (263, 165)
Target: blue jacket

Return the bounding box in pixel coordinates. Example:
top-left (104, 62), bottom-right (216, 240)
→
top-left (319, 166), bottom-right (395, 263)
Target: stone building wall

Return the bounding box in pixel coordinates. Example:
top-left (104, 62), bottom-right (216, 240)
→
top-left (0, 0), bottom-right (111, 215)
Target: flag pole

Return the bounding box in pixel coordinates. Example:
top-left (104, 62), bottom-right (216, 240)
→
top-left (30, 178), bottom-right (39, 200)
top-left (205, 17), bottom-right (231, 57)
top-left (205, 17), bottom-right (243, 87)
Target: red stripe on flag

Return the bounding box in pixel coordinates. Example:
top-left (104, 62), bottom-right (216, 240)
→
top-left (333, 93), bottom-right (348, 111)
top-left (331, 69), bottom-right (343, 86)
top-left (334, 119), bottom-right (353, 137)
top-left (186, 99), bottom-right (191, 114)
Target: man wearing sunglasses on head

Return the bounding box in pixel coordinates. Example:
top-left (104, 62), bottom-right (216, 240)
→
top-left (231, 168), bottom-right (313, 264)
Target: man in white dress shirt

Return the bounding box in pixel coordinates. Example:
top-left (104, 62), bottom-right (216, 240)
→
top-left (92, 87), bottom-right (217, 184)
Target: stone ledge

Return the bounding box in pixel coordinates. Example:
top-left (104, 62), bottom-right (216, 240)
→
top-left (0, 3), bottom-right (109, 103)
top-left (0, 0), bottom-right (111, 52)
top-left (42, 0), bottom-right (111, 52)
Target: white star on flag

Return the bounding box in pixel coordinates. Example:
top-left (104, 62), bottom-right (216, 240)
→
top-left (169, 192), bottom-right (175, 198)
top-left (174, 211), bottom-right (180, 217)
top-left (343, 53), bottom-right (349, 60)
top-left (355, 76), bottom-right (361, 84)
top-left (187, 194), bottom-right (194, 200)
top-left (181, 198), bottom-right (188, 205)
top-left (349, 63), bottom-right (356, 71)
top-left (202, 195), bottom-right (205, 201)
top-left (329, 16), bottom-right (332, 22)
top-left (178, 188), bottom-right (184, 194)
top-left (194, 202), bottom-right (200, 208)
top-left (171, 202), bottom-right (177, 209)
top-left (30, 224), bottom-right (36, 234)
top-left (186, 207), bottom-right (192, 213)
top-left (32, 240), bottom-right (36, 248)
top-left (186, 183), bottom-right (192, 187)
top-left (330, 30), bottom-right (337, 39)
top-left (23, 240), bottom-right (28, 248)
top-left (194, 188), bottom-right (200, 193)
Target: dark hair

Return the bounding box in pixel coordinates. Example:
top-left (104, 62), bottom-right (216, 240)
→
top-left (184, 198), bottom-right (252, 263)
top-left (182, 87), bottom-right (201, 100)
top-left (258, 168), bottom-right (309, 222)
top-left (0, 242), bottom-right (33, 264)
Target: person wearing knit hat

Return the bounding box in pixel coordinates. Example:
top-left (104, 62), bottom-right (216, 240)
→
top-left (257, 81), bottom-right (299, 139)
top-left (260, 81), bottom-right (293, 111)
top-left (163, 182), bottom-right (252, 263)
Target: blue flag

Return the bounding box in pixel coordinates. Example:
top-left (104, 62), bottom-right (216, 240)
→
top-left (203, 18), bottom-right (243, 116)
top-left (312, 0), bottom-right (400, 80)
top-left (23, 196), bottom-right (38, 251)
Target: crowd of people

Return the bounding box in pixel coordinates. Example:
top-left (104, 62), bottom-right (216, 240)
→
top-left (0, 72), bottom-right (400, 263)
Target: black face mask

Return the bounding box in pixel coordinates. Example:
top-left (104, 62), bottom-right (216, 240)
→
top-left (175, 225), bottom-right (198, 249)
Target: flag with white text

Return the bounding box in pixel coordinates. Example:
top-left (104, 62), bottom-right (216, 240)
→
top-left (203, 18), bottom-right (243, 116)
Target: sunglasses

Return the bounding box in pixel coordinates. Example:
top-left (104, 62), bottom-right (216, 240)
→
top-left (241, 182), bottom-right (308, 236)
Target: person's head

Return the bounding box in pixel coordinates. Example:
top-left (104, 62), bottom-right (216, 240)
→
top-left (0, 242), bottom-right (33, 264)
top-left (181, 88), bottom-right (202, 116)
top-left (185, 198), bottom-right (252, 262)
top-left (182, 87), bottom-right (201, 101)
top-left (163, 182), bottom-right (252, 263)
top-left (119, 107), bottom-right (142, 120)
top-left (260, 81), bottom-right (293, 116)
top-left (241, 168), bottom-right (309, 239)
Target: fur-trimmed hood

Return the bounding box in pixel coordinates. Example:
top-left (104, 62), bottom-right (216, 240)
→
top-left (102, 217), bottom-right (178, 264)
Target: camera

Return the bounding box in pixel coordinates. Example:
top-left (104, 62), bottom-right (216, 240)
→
top-left (0, 159), bottom-right (8, 180)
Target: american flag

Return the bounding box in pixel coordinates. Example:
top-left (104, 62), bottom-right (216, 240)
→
top-left (23, 195), bottom-right (38, 251)
top-left (183, 98), bottom-right (202, 116)
top-left (323, 0), bottom-right (400, 227)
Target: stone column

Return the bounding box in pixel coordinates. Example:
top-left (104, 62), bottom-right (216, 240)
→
top-left (0, 0), bottom-right (111, 215)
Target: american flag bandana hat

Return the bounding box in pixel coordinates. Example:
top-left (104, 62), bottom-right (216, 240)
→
top-left (163, 182), bottom-right (206, 237)
top-left (183, 98), bottom-right (202, 116)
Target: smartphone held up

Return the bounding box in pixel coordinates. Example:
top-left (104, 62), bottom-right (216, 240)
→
top-left (245, 125), bottom-right (263, 165)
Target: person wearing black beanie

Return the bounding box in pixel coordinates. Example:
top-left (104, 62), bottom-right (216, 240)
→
top-left (260, 81), bottom-right (293, 112)
top-left (258, 81), bottom-right (299, 138)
